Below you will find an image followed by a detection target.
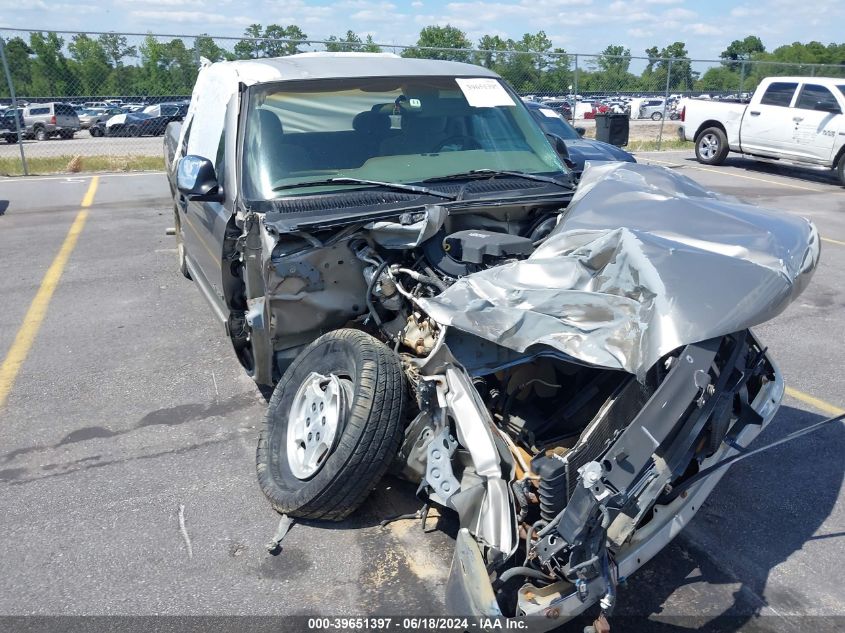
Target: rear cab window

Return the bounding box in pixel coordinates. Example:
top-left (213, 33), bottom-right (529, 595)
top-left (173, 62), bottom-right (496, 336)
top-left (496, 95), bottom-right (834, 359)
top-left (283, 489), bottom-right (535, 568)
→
top-left (55, 104), bottom-right (77, 116)
top-left (759, 82), bottom-right (798, 107)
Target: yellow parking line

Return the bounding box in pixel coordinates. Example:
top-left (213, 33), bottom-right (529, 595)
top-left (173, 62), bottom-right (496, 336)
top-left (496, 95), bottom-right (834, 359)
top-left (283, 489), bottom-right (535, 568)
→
top-left (785, 386), bottom-right (845, 417)
top-left (822, 236), bottom-right (845, 247)
top-left (642, 156), bottom-right (824, 192)
top-left (0, 176), bottom-right (99, 409)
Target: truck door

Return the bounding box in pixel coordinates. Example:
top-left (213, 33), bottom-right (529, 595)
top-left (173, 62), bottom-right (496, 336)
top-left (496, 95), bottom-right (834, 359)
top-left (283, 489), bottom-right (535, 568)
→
top-left (740, 81), bottom-right (798, 156)
top-left (180, 130), bottom-right (229, 313)
top-left (785, 83), bottom-right (843, 164)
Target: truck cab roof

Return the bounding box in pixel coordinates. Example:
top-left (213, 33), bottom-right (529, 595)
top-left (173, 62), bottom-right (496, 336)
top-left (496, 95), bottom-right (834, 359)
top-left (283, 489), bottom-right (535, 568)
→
top-left (203, 52), bottom-right (499, 85)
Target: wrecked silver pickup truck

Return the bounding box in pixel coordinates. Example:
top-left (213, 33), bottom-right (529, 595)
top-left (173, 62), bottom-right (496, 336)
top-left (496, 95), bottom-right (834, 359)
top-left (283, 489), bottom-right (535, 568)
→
top-left (164, 53), bottom-right (820, 626)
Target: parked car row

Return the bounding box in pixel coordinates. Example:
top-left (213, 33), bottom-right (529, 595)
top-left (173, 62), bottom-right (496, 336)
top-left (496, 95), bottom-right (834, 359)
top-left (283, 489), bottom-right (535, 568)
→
top-left (0, 102), bottom-right (80, 142)
top-left (523, 94), bottom-right (689, 121)
top-left (89, 102), bottom-right (188, 137)
top-left (0, 100), bottom-right (188, 142)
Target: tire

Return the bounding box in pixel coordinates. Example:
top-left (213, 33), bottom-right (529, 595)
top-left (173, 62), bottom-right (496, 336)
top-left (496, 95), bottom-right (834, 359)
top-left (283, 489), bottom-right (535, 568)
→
top-left (257, 329), bottom-right (407, 521)
top-left (695, 126), bottom-right (729, 166)
top-left (90, 128), bottom-right (101, 137)
top-left (651, 111), bottom-right (663, 121)
top-left (174, 208), bottom-right (191, 280)
top-left (4, 135), bottom-right (15, 144)
top-left (60, 130), bottom-right (74, 139)
top-left (34, 127), bottom-right (47, 141)
top-left (128, 125), bottom-right (141, 137)
top-left (837, 153), bottom-right (845, 187)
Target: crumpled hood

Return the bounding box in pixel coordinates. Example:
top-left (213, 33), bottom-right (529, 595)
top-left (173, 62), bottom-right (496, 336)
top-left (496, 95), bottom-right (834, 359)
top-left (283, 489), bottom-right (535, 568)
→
top-left (419, 162), bottom-right (820, 378)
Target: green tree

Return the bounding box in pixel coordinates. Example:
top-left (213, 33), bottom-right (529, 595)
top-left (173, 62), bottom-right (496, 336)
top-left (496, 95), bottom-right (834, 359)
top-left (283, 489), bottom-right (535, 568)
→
top-left (68, 34), bottom-right (111, 95)
top-left (137, 35), bottom-right (173, 95)
top-left (475, 34), bottom-right (508, 69)
top-left (597, 45), bottom-right (631, 75)
top-left (496, 31), bottom-right (553, 92)
top-left (325, 30), bottom-right (380, 53)
top-left (696, 66), bottom-right (741, 91)
top-left (262, 24), bottom-right (308, 57)
top-left (644, 46), bottom-right (660, 74)
top-left (402, 25), bottom-right (472, 62)
top-left (661, 41), bottom-right (694, 90)
top-left (720, 35), bottom-right (765, 71)
top-left (163, 38), bottom-right (198, 93)
top-left (98, 33), bottom-right (137, 66)
top-left (592, 45), bottom-right (633, 92)
top-left (233, 24), bottom-right (263, 59)
top-left (233, 24), bottom-right (308, 59)
top-left (195, 34), bottom-right (232, 62)
top-left (29, 32), bottom-right (73, 96)
top-left (1, 37), bottom-right (33, 97)
top-left (541, 49), bottom-right (572, 94)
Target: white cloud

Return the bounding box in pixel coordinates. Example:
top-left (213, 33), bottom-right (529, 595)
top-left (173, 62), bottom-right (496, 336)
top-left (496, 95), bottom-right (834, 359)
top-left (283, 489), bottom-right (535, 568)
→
top-left (350, 9), bottom-right (407, 22)
top-left (729, 5), bottom-right (764, 17)
top-left (664, 7), bottom-right (696, 20)
top-left (129, 10), bottom-right (253, 25)
top-left (627, 27), bottom-right (654, 39)
top-left (685, 23), bottom-right (721, 36)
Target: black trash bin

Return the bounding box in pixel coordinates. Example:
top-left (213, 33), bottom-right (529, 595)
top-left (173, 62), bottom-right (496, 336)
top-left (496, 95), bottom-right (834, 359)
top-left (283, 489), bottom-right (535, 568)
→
top-left (594, 113), bottom-right (629, 147)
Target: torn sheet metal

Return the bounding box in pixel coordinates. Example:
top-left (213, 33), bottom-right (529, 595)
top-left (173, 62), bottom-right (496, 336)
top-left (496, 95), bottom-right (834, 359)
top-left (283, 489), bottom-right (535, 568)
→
top-left (420, 162), bottom-right (820, 377)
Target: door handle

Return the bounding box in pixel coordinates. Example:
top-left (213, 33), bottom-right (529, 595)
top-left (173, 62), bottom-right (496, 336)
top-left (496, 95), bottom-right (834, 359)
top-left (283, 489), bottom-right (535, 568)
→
top-left (749, 111), bottom-right (760, 116)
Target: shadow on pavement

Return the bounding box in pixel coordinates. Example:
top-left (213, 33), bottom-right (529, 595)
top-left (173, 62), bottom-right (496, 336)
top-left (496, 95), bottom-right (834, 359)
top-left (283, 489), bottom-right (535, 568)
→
top-left (684, 155), bottom-right (842, 188)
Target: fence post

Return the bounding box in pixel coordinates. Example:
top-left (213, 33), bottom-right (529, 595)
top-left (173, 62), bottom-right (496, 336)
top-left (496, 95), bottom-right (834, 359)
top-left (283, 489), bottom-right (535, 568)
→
top-left (657, 58), bottom-right (672, 151)
top-left (0, 36), bottom-right (28, 176)
top-left (739, 60), bottom-right (746, 97)
top-left (573, 54), bottom-right (579, 104)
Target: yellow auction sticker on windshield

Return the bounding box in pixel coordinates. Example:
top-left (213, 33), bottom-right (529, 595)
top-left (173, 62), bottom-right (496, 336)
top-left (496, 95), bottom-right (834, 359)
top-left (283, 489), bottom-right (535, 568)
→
top-left (455, 78), bottom-right (515, 107)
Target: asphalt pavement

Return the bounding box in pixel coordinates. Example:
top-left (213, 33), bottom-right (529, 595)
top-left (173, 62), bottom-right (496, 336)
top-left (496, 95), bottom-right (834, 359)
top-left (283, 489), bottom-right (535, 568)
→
top-left (0, 153), bottom-right (843, 630)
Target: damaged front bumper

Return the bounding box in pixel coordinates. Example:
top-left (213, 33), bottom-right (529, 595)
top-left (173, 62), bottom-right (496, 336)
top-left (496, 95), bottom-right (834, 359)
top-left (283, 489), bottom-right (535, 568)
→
top-left (442, 335), bottom-right (784, 626)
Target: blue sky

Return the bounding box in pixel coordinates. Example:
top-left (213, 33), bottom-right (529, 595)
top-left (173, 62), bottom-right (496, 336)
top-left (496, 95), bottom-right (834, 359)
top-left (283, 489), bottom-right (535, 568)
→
top-left (1, 0), bottom-right (842, 61)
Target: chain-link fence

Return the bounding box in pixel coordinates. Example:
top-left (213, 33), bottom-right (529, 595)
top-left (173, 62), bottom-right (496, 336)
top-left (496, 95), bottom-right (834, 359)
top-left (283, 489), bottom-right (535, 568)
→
top-left (2, 28), bottom-right (844, 175)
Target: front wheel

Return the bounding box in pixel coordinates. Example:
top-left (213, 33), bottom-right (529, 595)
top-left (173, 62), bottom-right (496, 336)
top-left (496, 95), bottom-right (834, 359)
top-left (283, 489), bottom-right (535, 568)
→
top-left (651, 111), bottom-right (663, 121)
top-left (257, 329), bottom-right (407, 521)
top-left (34, 127), bottom-right (47, 141)
top-left (837, 153), bottom-right (845, 187)
top-left (695, 127), bottom-right (729, 165)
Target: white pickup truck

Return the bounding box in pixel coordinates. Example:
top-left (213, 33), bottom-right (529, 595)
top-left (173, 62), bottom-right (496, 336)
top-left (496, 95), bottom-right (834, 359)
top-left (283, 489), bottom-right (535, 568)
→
top-left (681, 76), bottom-right (845, 185)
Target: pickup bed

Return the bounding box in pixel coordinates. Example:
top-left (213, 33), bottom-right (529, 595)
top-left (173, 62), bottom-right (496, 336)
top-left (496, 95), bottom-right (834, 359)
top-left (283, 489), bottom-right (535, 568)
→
top-left (681, 76), bottom-right (845, 185)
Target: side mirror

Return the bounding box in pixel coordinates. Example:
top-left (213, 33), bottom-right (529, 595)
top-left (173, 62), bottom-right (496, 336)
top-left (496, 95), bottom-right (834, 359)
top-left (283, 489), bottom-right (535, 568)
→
top-left (575, 126), bottom-right (586, 137)
top-left (545, 133), bottom-right (570, 160)
top-left (814, 100), bottom-right (841, 114)
top-left (177, 155), bottom-right (223, 201)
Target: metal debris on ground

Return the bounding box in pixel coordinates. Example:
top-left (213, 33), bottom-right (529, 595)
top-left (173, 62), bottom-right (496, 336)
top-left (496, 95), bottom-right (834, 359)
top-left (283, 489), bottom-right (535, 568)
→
top-left (379, 503), bottom-right (431, 530)
top-left (265, 514), bottom-right (295, 554)
top-left (177, 504), bottom-right (193, 559)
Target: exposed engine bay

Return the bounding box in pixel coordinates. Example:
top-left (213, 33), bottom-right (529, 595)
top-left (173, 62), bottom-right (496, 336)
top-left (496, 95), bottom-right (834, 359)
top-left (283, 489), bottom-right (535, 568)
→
top-left (245, 163), bottom-right (818, 625)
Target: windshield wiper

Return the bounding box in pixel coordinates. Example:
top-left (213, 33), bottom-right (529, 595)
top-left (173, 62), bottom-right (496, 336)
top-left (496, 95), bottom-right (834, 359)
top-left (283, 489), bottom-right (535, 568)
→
top-left (272, 177), bottom-right (455, 200)
top-left (423, 169), bottom-right (573, 189)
